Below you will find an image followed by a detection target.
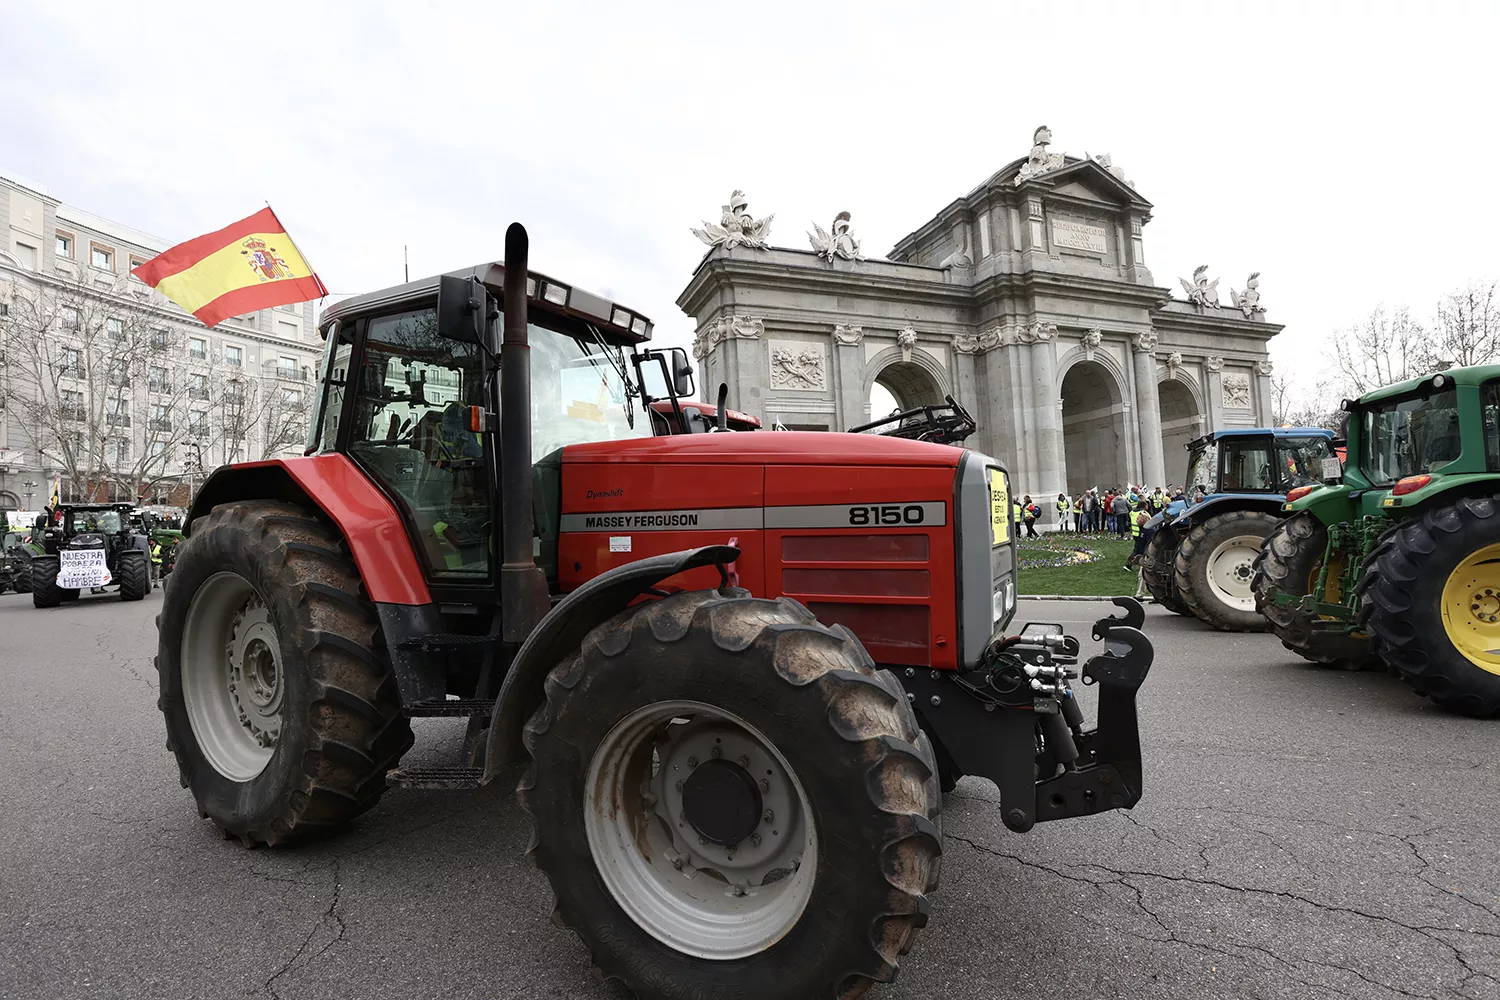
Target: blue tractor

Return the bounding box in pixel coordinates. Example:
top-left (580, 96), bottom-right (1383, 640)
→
top-left (1140, 427), bottom-right (1342, 631)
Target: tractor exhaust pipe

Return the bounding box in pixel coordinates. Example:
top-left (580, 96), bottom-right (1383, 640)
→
top-left (499, 223), bottom-right (551, 643)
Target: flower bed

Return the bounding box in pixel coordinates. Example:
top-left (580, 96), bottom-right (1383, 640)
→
top-left (1016, 536), bottom-right (1103, 570)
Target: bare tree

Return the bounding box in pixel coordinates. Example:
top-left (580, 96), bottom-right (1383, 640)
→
top-left (1427, 279), bottom-right (1500, 370)
top-left (1270, 373), bottom-right (1343, 431)
top-left (1328, 305), bottom-right (1435, 396)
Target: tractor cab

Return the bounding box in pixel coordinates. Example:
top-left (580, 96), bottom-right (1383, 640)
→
top-left (1181, 428), bottom-right (1340, 508)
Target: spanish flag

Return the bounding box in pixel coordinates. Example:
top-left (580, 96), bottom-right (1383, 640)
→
top-left (131, 207), bottom-right (328, 329)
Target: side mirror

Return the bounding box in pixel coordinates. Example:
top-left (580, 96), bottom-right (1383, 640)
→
top-left (670, 347), bottom-right (695, 397)
top-left (436, 275), bottom-right (489, 345)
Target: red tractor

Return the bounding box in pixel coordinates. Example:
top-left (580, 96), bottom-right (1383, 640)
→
top-left (157, 225), bottom-right (1153, 999)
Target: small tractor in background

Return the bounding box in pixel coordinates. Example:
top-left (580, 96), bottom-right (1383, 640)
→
top-left (154, 224), bottom-right (1155, 1000)
top-left (1140, 427), bottom-right (1342, 630)
top-left (30, 503), bottom-right (152, 606)
top-left (1254, 366), bottom-right (1500, 716)
top-left (132, 507), bottom-right (185, 581)
top-left (0, 511), bottom-right (42, 594)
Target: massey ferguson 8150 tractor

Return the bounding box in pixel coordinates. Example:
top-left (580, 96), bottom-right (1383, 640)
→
top-left (1254, 366), bottom-right (1500, 715)
top-left (156, 225), bottom-right (1154, 1000)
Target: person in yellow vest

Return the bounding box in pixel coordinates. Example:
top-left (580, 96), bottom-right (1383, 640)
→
top-left (1055, 493), bottom-right (1071, 533)
top-left (1012, 499), bottom-right (1022, 528)
top-left (150, 539), bottom-right (163, 581)
top-left (1127, 502), bottom-right (1154, 591)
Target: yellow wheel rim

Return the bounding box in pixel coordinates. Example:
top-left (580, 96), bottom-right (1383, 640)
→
top-left (1307, 554), bottom-right (1365, 633)
top-left (1441, 543), bottom-right (1500, 676)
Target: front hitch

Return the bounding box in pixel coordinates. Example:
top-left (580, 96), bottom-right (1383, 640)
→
top-left (899, 596), bottom-right (1154, 833)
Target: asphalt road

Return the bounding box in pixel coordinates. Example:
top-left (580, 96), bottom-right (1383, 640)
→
top-left (2, 588), bottom-right (1497, 1000)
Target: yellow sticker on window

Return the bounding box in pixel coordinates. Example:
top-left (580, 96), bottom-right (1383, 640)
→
top-left (989, 469), bottom-right (1010, 545)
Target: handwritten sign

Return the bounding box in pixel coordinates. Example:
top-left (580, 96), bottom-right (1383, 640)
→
top-left (59, 548), bottom-right (111, 589)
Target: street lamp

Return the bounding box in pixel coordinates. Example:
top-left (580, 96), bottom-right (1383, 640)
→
top-left (22, 479), bottom-right (38, 509)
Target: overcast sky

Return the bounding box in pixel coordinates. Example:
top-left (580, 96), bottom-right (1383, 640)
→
top-left (4, 1), bottom-right (1496, 414)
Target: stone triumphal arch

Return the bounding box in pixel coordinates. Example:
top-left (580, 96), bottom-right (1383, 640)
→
top-left (678, 128), bottom-right (1280, 522)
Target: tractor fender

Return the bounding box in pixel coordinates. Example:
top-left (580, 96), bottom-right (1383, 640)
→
top-left (185, 456), bottom-right (430, 606)
top-left (1170, 493), bottom-right (1286, 530)
top-left (482, 544), bottom-right (740, 784)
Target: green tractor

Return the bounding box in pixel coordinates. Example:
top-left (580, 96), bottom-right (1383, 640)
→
top-left (1253, 365), bottom-right (1500, 716)
top-left (0, 512), bottom-right (43, 594)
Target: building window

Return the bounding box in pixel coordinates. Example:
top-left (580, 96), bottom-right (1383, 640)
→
top-left (189, 410), bottom-right (209, 438)
top-left (106, 397), bottom-right (131, 427)
top-left (978, 214), bottom-right (992, 258)
top-left (280, 387), bottom-right (303, 406)
top-left (129, 257), bottom-right (148, 276)
top-left (108, 363), bottom-right (131, 388)
top-left (107, 438), bottom-right (131, 464)
top-left (60, 347), bottom-right (82, 377)
top-left (150, 403), bottom-right (172, 431)
top-left (150, 328), bottom-right (170, 350)
top-left (276, 318), bottom-right (300, 339)
top-left (188, 372), bottom-right (209, 400)
top-left (59, 305), bottom-right (80, 330)
top-left (56, 233), bottom-right (74, 258)
top-left (15, 243), bottom-right (38, 270)
top-left (91, 244), bottom-right (114, 270)
top-left (148, 365), bottom-right (169, 392)
top-left (188, 336), bottom-right (207, 360)
top-left (61, 389), bottom-right (84, 420)
top-left (224, 345), bottom-right (243, 367)
top-left (106, 317), bottom-right (124, 341)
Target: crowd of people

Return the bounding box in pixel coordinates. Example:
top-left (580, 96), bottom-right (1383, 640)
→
top-left (1011, 484), bottom-right (1195, 539)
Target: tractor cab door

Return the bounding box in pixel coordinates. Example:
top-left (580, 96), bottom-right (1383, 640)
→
top-left (342, 308), bottom-right (494, 585)
top-left (1218, 435), bottom-right (1276, 493)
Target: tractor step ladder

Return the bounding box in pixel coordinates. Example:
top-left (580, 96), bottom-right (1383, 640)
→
top-left (385, 766), bottom-right (484, 790)
top-left (402, 698), bottom-right (493, 718)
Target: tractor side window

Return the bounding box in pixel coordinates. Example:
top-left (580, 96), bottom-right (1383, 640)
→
top-left (1484, 380), bottom-right (1500, 472)
top-left (349, 308), bottom-right (490, 581)
top-left (1219, 438), bottom-right (1274, 491)
top-left (315, 323), bottom-right (354, 454)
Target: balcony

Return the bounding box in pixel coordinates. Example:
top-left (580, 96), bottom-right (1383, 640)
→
top-left (188, 346), bottom-right (207, 361)
top-left (264, 360), bottom-right (307, 382)
top-left (149, 418), bottom-right (172, 432)
top-left (187, 386), bottom-right (209, 401)
top-left (106, 413), bottom-right (132, 428)
top-left (148, 380), bottom-right (172, 394)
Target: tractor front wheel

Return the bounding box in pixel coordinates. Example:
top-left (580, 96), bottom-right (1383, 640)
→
top-left (118, 551), bottom-right (149, 602)
top-left (31, 556), bottom-right (62, 608)
top-left (1253, 513), bottom-right (1378, 669)
top-left (1141, 528), bottom-right (1190, 616)
top-left (1359, 497), bottom-right (1500, 717)
top-left (521, 589), bottom-right (941, 1000)
top-left (1174, 510), bottom-right (1280, 631)
top-left (157, 500), bottom-right (414, 845)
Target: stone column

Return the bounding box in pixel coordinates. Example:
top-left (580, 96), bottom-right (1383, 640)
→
top-left (1026, 322), bottom-right (1063, 525)
top-left (1204, 356), bottom-right (1225, 433)
top-left (1255, 359), bottom-right (1275, 425)
top-left (953, 333), bottom-right (983, 449)
top-left (1132, 331), bottom-right (1165, 488)
top-left (832, 325), bottom-right (866, 431)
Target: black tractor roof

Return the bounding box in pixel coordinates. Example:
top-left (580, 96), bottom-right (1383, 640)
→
top-left (56, 503), bottom-right (135, 513)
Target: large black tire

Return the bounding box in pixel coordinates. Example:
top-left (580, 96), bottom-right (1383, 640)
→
top-left (1174, 510), bottom-right (1280, 632)
top-left (118, 551), bottom-right (149, 602)
top-left (1141, 528), bottom-right (1191, 616)
top-left (31, 556), bottom-right (61, 608)
top-left (520, 589), bottom-right (942, 1000)
top-left (157, 500), bottom-right (414, 845)
top-left (1358, 497), bottom-right (1500, 717)
top-left (1253, 513), bottom-right (1378, 669)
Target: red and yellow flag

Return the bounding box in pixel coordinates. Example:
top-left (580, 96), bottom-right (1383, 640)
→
top-left (131, 207), bottom-right (328, 329)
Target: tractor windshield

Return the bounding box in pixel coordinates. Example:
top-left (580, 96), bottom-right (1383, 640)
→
top-left (72, 510), bottom-right (122, 532)
top-left (530, 329), bottom-right (647, 459)
top-left (1362, 389), bottom-right (1460, 485)
top-left (1276, 435), bottom-right (1339, 488)
top-left (1185, 440), bottom-right (1218, 496)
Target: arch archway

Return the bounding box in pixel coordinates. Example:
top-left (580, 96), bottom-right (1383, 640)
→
top-left (1157, 375), bottom-right (1203, 486)
top-left (1061, 359), bottom-right (1127, 495)
top-left (0, 490), bottom-right (18, 510)
top-left (863, 347), bottom-right (950, 419)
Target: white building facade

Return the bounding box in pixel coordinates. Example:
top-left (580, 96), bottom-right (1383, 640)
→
top-left (0, 173), bottom-right (324, 508)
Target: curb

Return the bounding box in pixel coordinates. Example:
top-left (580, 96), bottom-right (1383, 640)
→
top-left (1019, 594), bottom-right (1151, 602)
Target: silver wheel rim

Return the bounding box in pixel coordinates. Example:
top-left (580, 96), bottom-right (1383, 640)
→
top-left (584, 699), bottom-right (817, 960)
top-left (1206, 534), bottom-right (1262, 611)
top-left (181, 572), bottom-right (282, 781)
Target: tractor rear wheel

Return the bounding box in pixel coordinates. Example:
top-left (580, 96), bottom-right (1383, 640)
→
top-left (1141, 528), bottom-right (1190, 616)
top-left (31, 556), bottom-right (62, 608)
top-left (1359, 497), bottom-right (1500, 717)
top-left (118, 551), bottom-right (149, 602)
top-left (1253, 513), bottom-right (1378, 669)
top-left (157, 500), bottom-right (413, 845)
top-left (1174, 510), bottom-right (1279, 631)
top-left (520, 589), bottom-right (941, 1000)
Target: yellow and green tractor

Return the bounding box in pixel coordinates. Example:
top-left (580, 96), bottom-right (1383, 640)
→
top-left (1252, 365), bottom-right (1500, 716)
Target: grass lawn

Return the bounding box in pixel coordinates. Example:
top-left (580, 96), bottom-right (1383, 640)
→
top-left (1015, 533), bottom-right (1141, 596)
